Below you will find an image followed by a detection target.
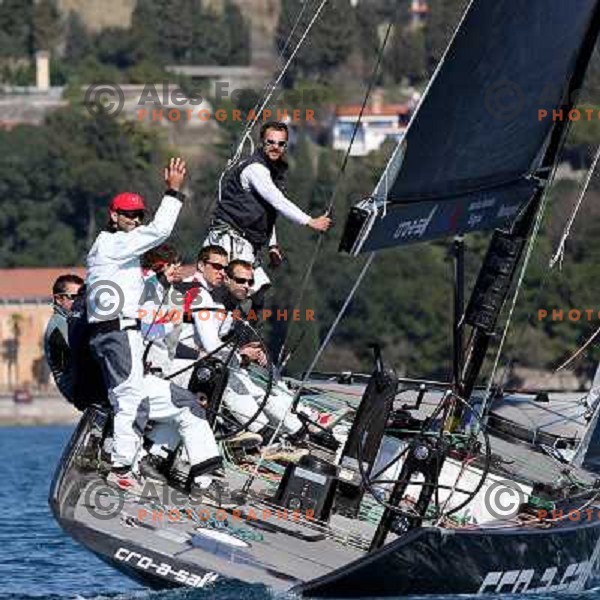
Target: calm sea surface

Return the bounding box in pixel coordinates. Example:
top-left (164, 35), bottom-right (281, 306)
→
top-left (1, 425), bottom-right (599, 600)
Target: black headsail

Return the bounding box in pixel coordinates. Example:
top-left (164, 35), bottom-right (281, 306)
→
top-left (339, 0), bottom-right (600, 256)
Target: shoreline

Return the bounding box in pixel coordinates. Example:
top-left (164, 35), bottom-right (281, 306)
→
top-left (0, 394), bottom-right (80, 426)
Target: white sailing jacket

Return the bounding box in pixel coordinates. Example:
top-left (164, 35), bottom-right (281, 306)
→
top-left (181, 273), bottom-right (233, 355)
top-left (86, 194), bottom-right (182, 323)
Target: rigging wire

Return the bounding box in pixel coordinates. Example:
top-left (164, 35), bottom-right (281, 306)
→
top-left (218, 0), bottom-right (329, 201)
top-left (243, 252), bottom-right (376, 489)
top-left (547, 145), bottom-right (600, 372)
top-left (555, 325), bottom-right (600, 372)
top-left (292, 251), bottom-right (376, 400)
top-left (277, 18), bottom-right (397, 369)
top-left (196, 0), bottom-right (326, 229)
top-left (549, 144), bottom-right (600, 270)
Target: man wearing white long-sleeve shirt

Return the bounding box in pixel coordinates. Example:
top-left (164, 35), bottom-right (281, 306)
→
top-left (87, 159), bottom-right (228, 505)
top-left (192, 259), bottom-right (305, 442)
top-left (205, 121), bottom-right (332, 302)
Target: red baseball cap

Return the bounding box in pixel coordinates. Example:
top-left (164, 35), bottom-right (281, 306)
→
top-left (109, 192), bottom-right (146, 212)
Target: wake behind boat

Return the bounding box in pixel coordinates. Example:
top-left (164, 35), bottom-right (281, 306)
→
top-left (50, 0), bottom-right (600, 595)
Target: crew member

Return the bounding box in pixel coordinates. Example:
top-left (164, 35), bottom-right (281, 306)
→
top-left (175, 245), bottom-right (230, 362)
top-left (141, 244), bottom-right (262, 454)
top-left (140, 243), bottom-right (187, 384)
top-left (86, 158), bottom-right (227, 504)
top-left (43, 274), bottom-right (84, 402)
top-left (193, 259), bottom-right (306, 443)
top-left (205, 121), bottom-right (332, 304)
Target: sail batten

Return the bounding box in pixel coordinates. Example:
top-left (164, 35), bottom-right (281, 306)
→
top-left (342, 0), bottom-right (600, 254)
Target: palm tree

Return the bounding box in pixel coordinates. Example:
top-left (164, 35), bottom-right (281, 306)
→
top-left (8, 313), bottom-right (23, 388)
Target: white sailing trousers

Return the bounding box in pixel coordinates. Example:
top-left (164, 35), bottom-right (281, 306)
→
top-left (223, 366), bottom-right (303, 436)
top-left (90, 329), bottom-right (220, 469)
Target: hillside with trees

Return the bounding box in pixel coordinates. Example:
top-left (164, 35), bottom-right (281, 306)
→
top-left (0, 0), bottom-right (250, 85)
top-left (1, 0), bottom-right (600, 386)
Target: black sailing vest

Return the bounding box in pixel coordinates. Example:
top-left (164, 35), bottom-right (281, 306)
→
top-left (213, 150), bottom-right (288, 248)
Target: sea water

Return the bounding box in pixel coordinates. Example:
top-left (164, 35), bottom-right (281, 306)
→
top-left (0, 425), bottom-right (599, 600)
top-left (0, 426), bottom-right (273, 600)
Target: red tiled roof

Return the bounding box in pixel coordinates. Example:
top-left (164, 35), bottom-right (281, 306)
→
top-left (0, 265), bottom-right (197, 300)
top-left (0, 268), bottom-right (86, 300)
top-left (335, 104), bottom-right (410, 117)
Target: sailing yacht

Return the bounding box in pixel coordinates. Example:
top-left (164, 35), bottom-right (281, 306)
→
top-left (50, 0), bottom-right (600, 595)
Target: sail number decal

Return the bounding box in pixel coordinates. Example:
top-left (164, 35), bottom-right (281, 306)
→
top-left (114, 547), bottom-right (218, 588)
top-left (478, 560), bottom-right (590, 594)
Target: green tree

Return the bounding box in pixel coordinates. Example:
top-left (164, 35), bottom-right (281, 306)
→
top-left (192, 7), bottom-right (230, 65)
top-left (159, 0), bottom-right (195, 63)
top-left (190, 1), bottom-right (249, 66)
top-left (386, 25), bottom-right (428, 85)
top-left (0, 104), bottom-right (165, 267)
top-left (32, 0), bottom-right (61, 52)
top-left (277, 0), bottom-right (356, 82)
top-left (425, 0), bottom-right (468, 70)
top-left (131, 0), bottom-right (162, 63)
top-left (222, 0), bottom-right (250, 65)
top-left (0, 0), bottom-right (34, 57)
top-left (287, 133), bottom-right (315, 206)
top-left (94, 28), bottom-right (138, 70)
top-left (311, 150), bottom-right (336, 212)
top-left (64, 11), bottom-right (92, 66)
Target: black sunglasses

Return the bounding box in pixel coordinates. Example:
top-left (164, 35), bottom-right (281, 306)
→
top-left (232, 276), bottom-right (254, 286)
top-left (56, 293), bottom-right (78, 300)
top-left (204, 260), bottom-right (227, 271)
top-left (264, 139), bottom-right (287, 148)
top-left (118, 209), bottom-right (145, 220)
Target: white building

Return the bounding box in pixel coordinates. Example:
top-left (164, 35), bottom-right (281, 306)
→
top-left (332, 101), bottom-right (412, 157)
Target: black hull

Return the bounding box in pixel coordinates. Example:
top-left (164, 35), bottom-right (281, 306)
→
top-left (61, 518), bottom-right (215, 590)
top-left (49, 409), bottom-right (221, 591)
top-left (50, 409), bottom-right (600, 596)
top-left (295, 521), bottom-right (600, 596)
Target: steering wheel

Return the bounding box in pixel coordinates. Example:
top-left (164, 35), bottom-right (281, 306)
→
top-left (165, 316), bottom-right (275, 442)
top-left (357, 390), bottom-right (491, 522)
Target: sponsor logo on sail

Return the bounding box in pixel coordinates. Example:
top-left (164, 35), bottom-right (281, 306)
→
top-left (468, 197), bottom-right (496, 212)
top-left (392, 206), bottom-right (438, 240)
top-left (497, 204), bottom-right (519, 219)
